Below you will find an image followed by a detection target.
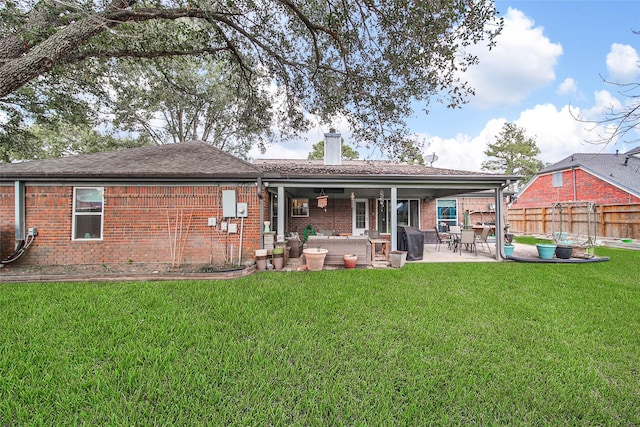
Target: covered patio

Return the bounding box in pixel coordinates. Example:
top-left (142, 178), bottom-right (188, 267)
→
top-left (280, 240), bottom-right (539, 271)
top-left (254, 131), bottom-right (519, 262)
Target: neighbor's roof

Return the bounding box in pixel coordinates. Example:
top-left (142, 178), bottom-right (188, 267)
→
top-left (536, 147), bottom-right (640, 197)
top-left (0, 141), bottom-right (261, 181)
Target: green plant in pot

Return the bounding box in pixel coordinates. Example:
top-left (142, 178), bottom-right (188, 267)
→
top-left (502, 224), bottom-right (515, 257)
top-left (504, 224), bottom-right (514, 245)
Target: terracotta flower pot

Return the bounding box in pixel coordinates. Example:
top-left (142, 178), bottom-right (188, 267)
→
top-left (303, 248), bottom-right (328, 271)
top-left (343, 254), bottom-right (358, 269)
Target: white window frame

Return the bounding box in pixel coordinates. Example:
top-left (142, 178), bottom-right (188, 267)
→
top-left (72, 187), bottom-right (104, 240)
top-left (436, 199), bottom-right (458, 231)
top-left (291, 198), bottom-right (309, 217)
top-left (552, 172), bottom-right (563, 187)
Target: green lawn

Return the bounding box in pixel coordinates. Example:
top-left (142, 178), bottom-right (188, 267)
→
top-left (1, 246), bottom-right (639, 425)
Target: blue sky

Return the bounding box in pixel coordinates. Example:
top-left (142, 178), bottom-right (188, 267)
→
top-left (253, 0), bottom-right (640, 172)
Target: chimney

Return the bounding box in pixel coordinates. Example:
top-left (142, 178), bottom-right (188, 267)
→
top-left (324, 129), bottom-right (342, 166)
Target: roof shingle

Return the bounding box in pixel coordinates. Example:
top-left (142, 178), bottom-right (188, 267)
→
top-left (0, 141), bottom-right (261, 180)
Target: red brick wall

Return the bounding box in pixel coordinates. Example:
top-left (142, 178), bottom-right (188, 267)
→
top-left (288, 197), bottom-right (356, 235)
top-left (0, 184), bottom-right (262, 267)
top-left (513, 169), bottom-right (640, 209)
top-left (0, 186), bottom-right (15, 256)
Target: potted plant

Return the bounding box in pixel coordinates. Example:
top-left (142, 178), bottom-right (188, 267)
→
top-left (552, 231), bottom-right (573, 259)
top-left (343, 253), bottom-right (358, 269)
top-left (389, 250), bottom-right (407, 268)
top-left (303, 247), bottom-right (328, 271)
top-left (504, 224), bottom-right (514, 245)
top-left (503, 244), bottom-right (515, 257)
top-left (272, 247), bottom-right (285, 270)
top-left (536, 242), bottom-right (557, 260)
top-left (555, 245), bottom-right (573, 259)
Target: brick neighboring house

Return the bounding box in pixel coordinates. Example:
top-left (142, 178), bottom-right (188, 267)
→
top-left (509, 146), bottom-right (640, 239)
top-left (1, 136), bottom-right (517, 271)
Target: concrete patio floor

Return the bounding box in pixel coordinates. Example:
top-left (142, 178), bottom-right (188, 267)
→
top-left (415, 241), bottom-right (538, 263)
top-left (286, 242), bottom-right (539, 270)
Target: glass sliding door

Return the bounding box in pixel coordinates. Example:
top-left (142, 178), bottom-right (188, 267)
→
top-left (377, 199), bottom-right (420, 233)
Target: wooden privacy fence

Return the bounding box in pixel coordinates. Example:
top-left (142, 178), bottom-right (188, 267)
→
top-left (507, 203), bottom-right (640, 240)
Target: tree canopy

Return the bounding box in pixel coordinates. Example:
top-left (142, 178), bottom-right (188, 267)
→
top-left (481, 122), bottom-right (545, 189)
top-left (104, 56), bottom-right (274, 158)
top-left (0, 0), bottom-right (502, 161)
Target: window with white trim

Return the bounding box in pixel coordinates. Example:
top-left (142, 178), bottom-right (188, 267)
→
top-left (73, 187), bottom-right (104, 240)
top-left (436, 199), bottom-right (457, 231)
top-left (552, 172), bottom-right (563, 187)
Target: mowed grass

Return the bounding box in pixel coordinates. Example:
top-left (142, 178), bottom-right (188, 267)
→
top-left (1, 246), bottom-right (639, 425)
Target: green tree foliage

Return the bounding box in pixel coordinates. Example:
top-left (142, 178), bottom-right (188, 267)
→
top-left (481, 122), bottom-right (545, 188)
top-left (308, 139), bottom-right (359, 160)
top-left (0, 0), bottom-right (503, 161)
top-left (105, 57), bottom-right (274, 159)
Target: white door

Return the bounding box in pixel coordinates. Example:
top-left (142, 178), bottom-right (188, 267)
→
top-left (352, 199), bottom-right (369, 236)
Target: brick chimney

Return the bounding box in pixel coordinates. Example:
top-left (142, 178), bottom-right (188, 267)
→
top-left (324, 129), bottom-right (341, 166)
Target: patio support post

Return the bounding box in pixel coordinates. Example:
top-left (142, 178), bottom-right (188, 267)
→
top-left (391, 187), bottom-right (398, 251)
top-left (257, 178), bottom-right (264, 249)
top-left (495, 186), bottom-right (504, 260)
top-left (277, 185), bottom-right (285, 236)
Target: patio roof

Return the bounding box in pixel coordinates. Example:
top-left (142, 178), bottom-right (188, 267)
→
top-left (254, 159), bottom-right (518, 199)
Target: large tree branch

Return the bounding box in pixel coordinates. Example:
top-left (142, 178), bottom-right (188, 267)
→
top-left (1, 3), bottom-right (346, 98)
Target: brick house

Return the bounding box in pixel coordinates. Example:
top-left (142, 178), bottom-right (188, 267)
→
top-left (0, 142), bottom-right (264, 270)
top-left (509, 147), bottom-right (640, 239)
top-left (1, 136), bottom-right (517, 271)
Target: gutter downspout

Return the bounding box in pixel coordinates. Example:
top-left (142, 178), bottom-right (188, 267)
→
top-left (496, 181), bottom-right (509, 261)
top-left (15, 181), bottom-right (26, 249)
top-left (572, 168), bottom-right (577, 201)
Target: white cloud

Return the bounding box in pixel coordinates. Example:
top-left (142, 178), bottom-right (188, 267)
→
top-left (421, 100), bottom-right (621, 173)
top-left (606, 43), bottom-right (640, 82)
top-left (515, 103), bottom-right (603, 165)
top-left (557, 78), bottom-right (577, 95)
top-left (464, 8), bottom-right (563, 108)
top-left (583, 90), bottom-right (624, 120)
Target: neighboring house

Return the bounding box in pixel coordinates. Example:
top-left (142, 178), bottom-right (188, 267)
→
top-left (510, 147), bottom-right (640, 239)
top-left (0, 135), bottom-right (517, 271)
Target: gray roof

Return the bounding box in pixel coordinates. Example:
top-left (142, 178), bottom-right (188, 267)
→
top-left (537, 147), bottom-right (640, 197)
top-left (255, 159), bottom-right (504, 178)
top-left (0, 141), bottom-right (261, 181)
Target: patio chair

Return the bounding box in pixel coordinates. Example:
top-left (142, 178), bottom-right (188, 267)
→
top-left (434, 226), bottom-right (452, 251)
top-left (460, 229), bottom-right (477, 255)
top-left (476, 227), bottom-right (493, 254)
top-left (449, 225), bottom-right (462, 252)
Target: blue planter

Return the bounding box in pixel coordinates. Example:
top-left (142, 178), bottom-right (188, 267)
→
top-left (504, 245), bottom-right (515, 257)
top-left (536, 243), bottom-right (557, 260)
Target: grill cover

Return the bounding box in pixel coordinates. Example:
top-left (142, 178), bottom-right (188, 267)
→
top-left (397, 226), bottom-right (424, 261)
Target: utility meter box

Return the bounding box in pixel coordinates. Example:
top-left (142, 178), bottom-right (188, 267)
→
top-left (222, 190), bottom-right (236, 218)
top-left (236, 203), bottom-right (248, 218)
